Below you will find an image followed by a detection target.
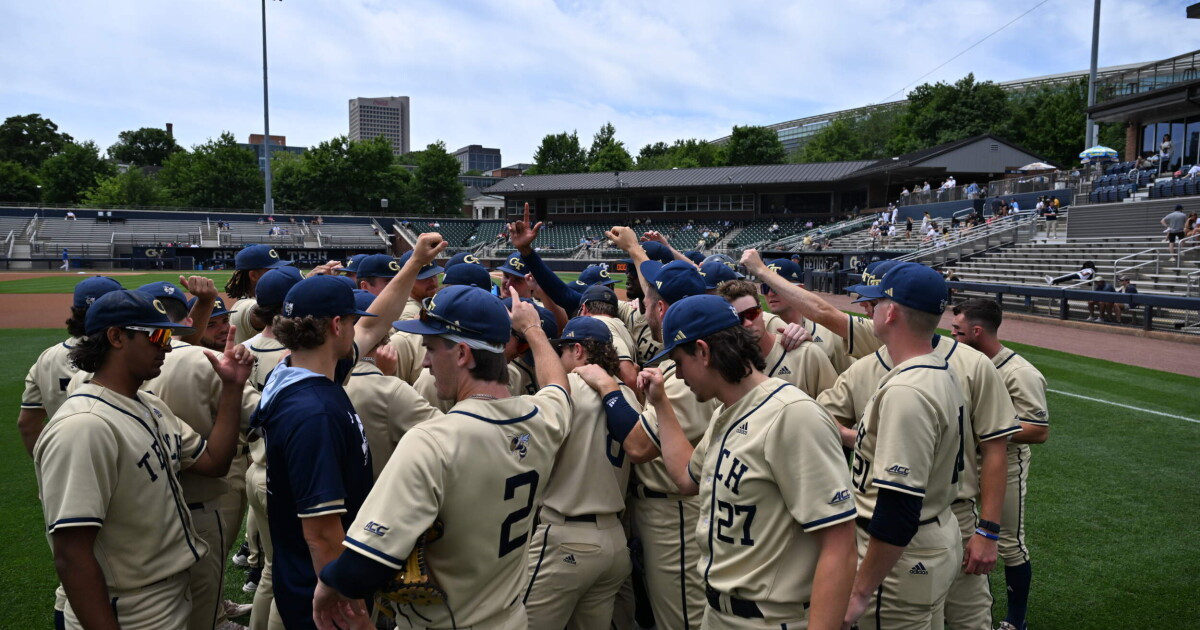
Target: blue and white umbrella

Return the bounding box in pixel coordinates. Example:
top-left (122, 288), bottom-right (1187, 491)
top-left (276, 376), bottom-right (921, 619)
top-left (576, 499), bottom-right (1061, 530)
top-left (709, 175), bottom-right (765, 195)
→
top-left (1079, 146), bottom-right (1118, 163)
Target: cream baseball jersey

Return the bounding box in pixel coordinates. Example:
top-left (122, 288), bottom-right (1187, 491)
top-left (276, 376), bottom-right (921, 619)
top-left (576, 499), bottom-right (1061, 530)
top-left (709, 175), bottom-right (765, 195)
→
top-left (230, 297), bottom-right (259, 346)
top-left (21, 337), bottom-right (82, 417)
top-left (345, 358), bottom-right (441, 478)
top-left (541, 373), bottom-right (639, 517)
top-left (686, 379), bottom-right (855, 619)
top-left (386, 329), bottom-right (426, 386)
top-left (35, 384), bottom-right (208, 590)
top-left (763, 313), bottom-right (854, 374)
top-left (342, 385), bottom-right (573, 628)
top-left (993, 347), bottom-right (1049, 434)
top-left (244, 333), bottom-right (288, 392)
top-left (851, 353), bottom-right (967, 521)
top-left (761, 338), bottom-right (837, 399)
top-left (413, 367), bottom-right (455, 413)
top-left (399, 297), bottom-right (422, 322)
top-left (844, 314), bottom-right (884, 360)
top-left (597, 315), bottom-right (638, 365)
top-left (636, 360), bottom-right (721, 494)
top-left (619, 301), bottom-right (660, 367)
top-left (508, 356), bottom-right (538, 398)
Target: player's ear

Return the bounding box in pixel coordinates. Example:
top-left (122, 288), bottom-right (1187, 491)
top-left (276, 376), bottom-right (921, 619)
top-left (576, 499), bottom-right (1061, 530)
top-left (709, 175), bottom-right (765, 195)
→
top-left (456, 342), bottom-right (472, 369)
top-left (695, 339), bottom-right (712, 367)
top-left (106, 326), bottom-right (126, 348)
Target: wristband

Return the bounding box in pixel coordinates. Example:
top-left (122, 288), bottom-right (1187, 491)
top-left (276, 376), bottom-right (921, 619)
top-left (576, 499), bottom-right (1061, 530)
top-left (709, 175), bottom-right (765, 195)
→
top-left (977, 519), bottom-right (1001, 535)
top-left (974, 528), bottom-right (999, 541)
top-left (601, 389), bottom-right (640, 442)
top-left (521, 324), bottom-right (541, 337)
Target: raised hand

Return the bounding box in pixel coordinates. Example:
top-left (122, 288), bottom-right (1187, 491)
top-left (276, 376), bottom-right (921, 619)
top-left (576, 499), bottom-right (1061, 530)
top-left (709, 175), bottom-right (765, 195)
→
top-left (604, 226), bottom-right (639, 253)
top-left (204, 325), bottom-right (253, 386)
top-left (776, 322), bottom-right (812, 351)
top-left (572, 364), bottom-right (618, 393)
top-left (740, 248), bottom-right (765, 272)
top-left (181, 275), bottom-right (218, 301)
top-left (508, 287), bottom-right (539, 335)
top-left (636, 367), bottom-right (666, 406)
top-left (411, 233), bottom-right (447, 266)
top-left (507, 219), bottom-right (543, 253)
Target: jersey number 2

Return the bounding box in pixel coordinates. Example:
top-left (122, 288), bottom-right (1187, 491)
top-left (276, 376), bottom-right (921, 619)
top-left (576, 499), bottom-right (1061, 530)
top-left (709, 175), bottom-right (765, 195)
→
top-left (498, 471), bottom-right (539, 558)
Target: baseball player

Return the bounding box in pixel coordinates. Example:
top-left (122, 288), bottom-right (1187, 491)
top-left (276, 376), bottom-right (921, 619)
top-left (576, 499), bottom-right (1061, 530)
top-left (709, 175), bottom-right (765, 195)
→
top-left (226, 244), bottom-right (295, 346)
top-left (251, 233), bottom-right (446, 629)
top-left (495, 250), bottom-right (537, 299)
top-left (501, 297), bottom-right (559, 397)
top-left (338, 253), bottom-right (368, 284)
top-left (374, 253), bottom-right (445, 385)
top-left (837, 263), bottom-right (967, 630)
top-left (622, 294), bottom-right (858, 630)
top-left (344, 289), bottom-right (441, 478)
top-left (521, 316), bottom-right (642, 630)
top-left (188, 296), bottom-right (236, 351)
top-left (715, 279), bottom-right (837, 398)
top-left (312, 285), bottom-right (573, 630)
top-left (34, 289), bottom-right (251, 630)
top-left (136, 280), bottom-right (260, 630)
top-left (951, 299), bottom-right (1049, 630)
top-left (698, 259), bottom-right (743, 293)
top-left (19, 276), bottom-right (123, 456)
top-left (443, 251), bottom-right (484, 269)
top-left (244, 266), bottom-right (303, 391)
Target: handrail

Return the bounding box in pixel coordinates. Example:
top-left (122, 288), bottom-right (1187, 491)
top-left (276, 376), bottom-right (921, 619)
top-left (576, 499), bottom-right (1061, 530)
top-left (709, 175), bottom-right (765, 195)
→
top-left (1112, 248), bottom-right (1161, 280)
top-left (896, 212), bottom-right (1037, 265)
top-left (1176, 233), bottom-right (1200, 267)
top-left (3, 229), bottom-right (13, 258)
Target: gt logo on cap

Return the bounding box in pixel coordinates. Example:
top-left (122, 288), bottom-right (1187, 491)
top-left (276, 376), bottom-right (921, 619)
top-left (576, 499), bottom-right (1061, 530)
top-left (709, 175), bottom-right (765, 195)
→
top-left (388, 261), bottom-right (400, 271)
top-left (284, 302), bottom-right (294, 316)
top-left (509, 258), bottom-right (525, 270)
top-left (269, 249), bottom-right (279, 258)
top-left (599, 269), bottom-right (610, 278)
top-left (153, 299), bottom-right (167, 314)
top-left (464, 254), bottom-right (479, 264)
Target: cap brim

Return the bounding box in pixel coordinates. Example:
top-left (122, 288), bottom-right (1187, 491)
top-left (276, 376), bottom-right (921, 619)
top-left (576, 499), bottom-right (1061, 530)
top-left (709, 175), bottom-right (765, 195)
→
top-left (392, 319), bottom-right (443, 335)
top-left (850, 284), bottom-right (887, 302)
top-left (352, 309), bottom-right (378, 318)
top-left (266, 260), bottom-right (294, 269)
top-left (416, 264), bottom-right (445, 280)
top-left (598, 278), bottom-right (618, 286)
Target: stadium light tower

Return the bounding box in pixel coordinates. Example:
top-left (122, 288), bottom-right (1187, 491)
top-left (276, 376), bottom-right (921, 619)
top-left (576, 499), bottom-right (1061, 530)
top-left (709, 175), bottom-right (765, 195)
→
top-left (261, 0), bottom-right (282, 215)
top-left (1085, 0), bottom-right (1101, 149)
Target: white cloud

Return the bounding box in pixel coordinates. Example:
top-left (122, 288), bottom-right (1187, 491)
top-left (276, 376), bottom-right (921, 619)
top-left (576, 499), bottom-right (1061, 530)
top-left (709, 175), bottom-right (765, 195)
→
top-left (2, 0), bottom-right (1193, 163)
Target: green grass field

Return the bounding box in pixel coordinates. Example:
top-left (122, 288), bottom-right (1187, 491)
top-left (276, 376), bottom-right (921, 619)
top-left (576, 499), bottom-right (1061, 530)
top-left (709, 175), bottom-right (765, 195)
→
top-left (2, 325), bottom-right (1196, 627)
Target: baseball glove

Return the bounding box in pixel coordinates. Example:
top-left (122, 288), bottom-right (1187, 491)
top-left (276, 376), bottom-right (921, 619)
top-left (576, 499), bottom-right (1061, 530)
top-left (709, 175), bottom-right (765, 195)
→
top-left (376, 521), bottom-right (447, 616)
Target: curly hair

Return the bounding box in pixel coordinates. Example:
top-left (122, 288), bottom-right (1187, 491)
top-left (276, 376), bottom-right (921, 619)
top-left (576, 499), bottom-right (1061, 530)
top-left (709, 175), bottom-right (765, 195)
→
top-left (253, 303), bottom-right (282, 326)
top-left (65, 306), bottom-right (88, 338)
top-left (715, 279), bottom-right (759, 303)
top-left (273, 315), bottom-right (330, 351)
top-left (69, 329), bottom-right (131, 373)
top-left (569, 339), bottom-right (620, 377)
top-left (675, 325), bottom-right (764, 384)
top-left (225, 270), bottom-right (254, 299)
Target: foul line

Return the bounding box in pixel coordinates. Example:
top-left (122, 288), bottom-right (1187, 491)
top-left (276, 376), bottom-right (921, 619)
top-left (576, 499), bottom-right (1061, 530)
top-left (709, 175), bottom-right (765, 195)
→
top-left (1048, 389), bottom-right (1199, 425)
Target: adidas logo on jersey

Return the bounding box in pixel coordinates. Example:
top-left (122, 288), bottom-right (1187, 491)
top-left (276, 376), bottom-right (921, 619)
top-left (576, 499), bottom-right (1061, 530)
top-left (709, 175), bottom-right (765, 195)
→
top-left (909, 562), bottom-right (928, 575)
top-left (829, 489), bottom-right (851, 505)
top-left (736, 422), bottom-right (748, 435)
top-left (777, 366), bottom-right (792, 375)
top-left (563, 554), bottom-right (577, 565)
top-left (885, 464), bottom-right (910, 477)
top-left (813, 335), bottom-right (824, 343)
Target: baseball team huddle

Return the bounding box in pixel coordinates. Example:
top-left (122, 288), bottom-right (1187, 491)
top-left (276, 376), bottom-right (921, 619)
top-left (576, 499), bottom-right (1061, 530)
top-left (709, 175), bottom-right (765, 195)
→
top-left (19, 216), bottom-right (1050, 630)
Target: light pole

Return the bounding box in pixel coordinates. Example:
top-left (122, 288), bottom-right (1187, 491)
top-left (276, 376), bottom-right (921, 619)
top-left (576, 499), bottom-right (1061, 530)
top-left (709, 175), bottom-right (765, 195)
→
top-left (1085, 0), bottom-right (1101, 148)
top-left (260, 0), bottom-right (280, 215)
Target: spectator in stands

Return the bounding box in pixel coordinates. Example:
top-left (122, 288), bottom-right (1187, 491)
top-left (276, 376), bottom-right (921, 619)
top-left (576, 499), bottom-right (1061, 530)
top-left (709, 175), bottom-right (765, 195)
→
top-left (922, 181), bottom-right (931, 200)
top-left (1187, 164), bottom-right (1200, 178)
top-left (905, 216), bottom-right (913, 237)
top-left (1160, 134), bottom-right (1173, 174)
top-left (1162, 205), bottom-right (1188, 254)
top-left (1136, 155), bottom-right (1152, 170)
top-left (65, 211), bottom-right (76, 220)
top-left (1113, 275), bottom-right (1137, 323)
top-left (901, 187), bottom-right (911, 202)
top-left (1047, 260), bottom-right (1096, 285)
top-left (60, 248), bottom-right (70, 271)
top-left (1043, 201), bottom-right (1060, 238)
top-left (1185, 212), bottom-right (1199, 237)
top-left (1087, 277), bottom-right (1116, 322)
top-left (966, 181), bottom-right (979, 199)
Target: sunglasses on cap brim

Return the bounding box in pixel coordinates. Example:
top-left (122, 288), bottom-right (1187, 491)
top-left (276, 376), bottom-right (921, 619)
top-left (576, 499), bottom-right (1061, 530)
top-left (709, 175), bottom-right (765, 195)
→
top-left (125, 326), bottom-right (173, 349)
top-left (419, 299), bottom-right (485, 336)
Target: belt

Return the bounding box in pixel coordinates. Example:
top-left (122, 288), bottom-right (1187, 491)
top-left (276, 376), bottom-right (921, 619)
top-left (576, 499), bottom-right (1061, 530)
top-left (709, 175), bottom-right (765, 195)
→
top-left (187, 502), bottom-right (205, 511)
top-left (241, 444), bottom-right (251, 455)
top-left (856, 515), bottom-right (939, 530)
top-left (706, 585), bottom-right (764, 619)
top-left (564, 514), bottom-right (597, 523)
top-left (633, 483), bottom-right (670, 499)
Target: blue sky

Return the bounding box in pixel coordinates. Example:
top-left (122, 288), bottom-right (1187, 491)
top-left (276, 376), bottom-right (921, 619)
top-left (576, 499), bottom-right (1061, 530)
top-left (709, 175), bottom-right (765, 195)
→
top-left (2, 0), bottom-right (1194, 164)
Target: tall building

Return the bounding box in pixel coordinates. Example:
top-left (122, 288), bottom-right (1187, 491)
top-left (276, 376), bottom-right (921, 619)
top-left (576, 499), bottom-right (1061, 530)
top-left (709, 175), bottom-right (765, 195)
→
top-left (349, 96), bottom-right (410, 155)
top-left (452, 145), bottom-right (502, 173)
top-left (237, 134), bottom-right (306, 171)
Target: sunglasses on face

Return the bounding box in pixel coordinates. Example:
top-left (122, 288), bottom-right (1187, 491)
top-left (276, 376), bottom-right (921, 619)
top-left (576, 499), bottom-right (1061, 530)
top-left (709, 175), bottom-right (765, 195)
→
top-left (125, 326), bottom-right (173, 349)
top-left (738, 305), bottom-right (762, 324)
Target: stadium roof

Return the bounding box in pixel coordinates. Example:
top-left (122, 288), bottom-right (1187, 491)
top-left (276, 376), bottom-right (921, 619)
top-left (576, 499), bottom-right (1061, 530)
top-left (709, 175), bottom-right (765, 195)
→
top-left (844, 134), bottom-right (1055, 179)
top-left (483, 161), bottom-right (877, 195)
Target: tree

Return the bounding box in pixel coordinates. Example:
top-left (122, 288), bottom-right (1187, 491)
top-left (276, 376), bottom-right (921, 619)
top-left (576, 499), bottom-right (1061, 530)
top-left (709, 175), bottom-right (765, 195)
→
top-left (795, 118), bottom-right (864, 163)
top-left (587, 122), bottom-right (618, 164)
top-left (888, 74), bottom-right (1011, 155)
top-left (528, 131), bottom-right (587, 174)
top-left (464, 169), bottom-right (484, 176)
top-left (636, 142), bottom-right (672, 170)
top-left (0, 161), bottom-right (40, 202)
top-left (273, 135), bottom-right (409, 214)
top-left (588, 143), bottom-right (635, 173)
top-left (723, 125), bottom-right (787, 166)
top-left (637, 138), bottom-right (725, 170)
top-left (0, 114), bottom-right (73, 170)
top-left (1007, 79), bottom-right (1090, 166)
top-left (407, 141), bottom-right (464, 214)
top-left (84, 168), bottom-right (169, 207)
top-left (38, 141), bottom-right (115, 203)
top-left (158, 132), bottom-right (263, 209)
top-left (107, 127), bottom-right (184, 166)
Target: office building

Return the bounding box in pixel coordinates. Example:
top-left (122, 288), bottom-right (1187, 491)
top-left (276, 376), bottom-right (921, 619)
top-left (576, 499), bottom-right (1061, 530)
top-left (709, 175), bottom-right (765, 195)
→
top-left (349, 96), bottom-right (411, 155)
top-left (453, 145), bottom-right (502, 174)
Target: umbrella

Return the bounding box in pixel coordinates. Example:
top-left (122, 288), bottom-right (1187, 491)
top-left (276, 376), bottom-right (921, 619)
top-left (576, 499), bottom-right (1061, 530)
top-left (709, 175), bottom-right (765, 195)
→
top-left (1019, 162), bottom-right (1056, 171)
top-left (1079, 146), bottom-right (1118, 163)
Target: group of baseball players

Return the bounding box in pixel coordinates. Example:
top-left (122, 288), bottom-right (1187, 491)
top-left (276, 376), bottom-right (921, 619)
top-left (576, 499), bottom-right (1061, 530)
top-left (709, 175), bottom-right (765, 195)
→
top-left (20, 217), bottom-right (1050, 630)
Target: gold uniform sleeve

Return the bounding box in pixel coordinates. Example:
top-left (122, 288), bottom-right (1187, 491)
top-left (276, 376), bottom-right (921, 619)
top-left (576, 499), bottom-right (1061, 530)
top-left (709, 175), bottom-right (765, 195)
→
top-left (871, 385), bottom-right (938, 498)
top-left (36, 414), bottom-right (119, 532)
top-left (230, 298), bottom-right (260, 346)
top-left (846, 314), bottom-right (883, 359)
top-left (21, 362), bottom-right (43, 409)
top-left (765, 402), bottom-right (856, 531)
top-left (816, 362), bottom-right (867, 428)
top-left (686, 425), bottom-right (713, 486)
top-left (1008, 365), bottom-right (1049, 426)
top-left (799, 344), bottom-right (837, 399)
top-left (388, 330), bottom-right (426, 386)
top-left (964, 354), bottom-right (1021, 441)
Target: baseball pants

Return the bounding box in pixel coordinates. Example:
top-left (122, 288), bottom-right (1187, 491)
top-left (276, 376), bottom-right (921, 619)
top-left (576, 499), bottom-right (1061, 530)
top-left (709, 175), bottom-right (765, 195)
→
top-left (631, 491), bottom-right (705, 630)
top-left (943, 499), bottom-right (993, 630)
top-left (701, 605), bottom-right (809, 630)
top-left (855, 512), bottom-right (961, 630)
top-left (999, 445), bottom-right (1031, 566)
top-left (218, 450), bottom-right (251, 561)
top-left (246, 460), bottom-right (279, 630)
top-left (59, 570), bottom-right (191, 630)
top-left (187, 501), bottom-right (227, 630)
top-left (524, 511), bottom-right (631, 630)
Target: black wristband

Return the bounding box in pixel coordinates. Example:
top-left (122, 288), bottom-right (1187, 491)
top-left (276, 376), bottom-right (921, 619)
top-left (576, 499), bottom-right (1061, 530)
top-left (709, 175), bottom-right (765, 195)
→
top-left (977, 519), bottom-right (1001, 535)
top-left (602, 389), bottom-right (640, 442)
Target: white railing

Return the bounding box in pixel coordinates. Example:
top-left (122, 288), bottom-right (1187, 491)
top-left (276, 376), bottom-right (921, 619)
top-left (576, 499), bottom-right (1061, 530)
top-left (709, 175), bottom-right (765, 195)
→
top-left (1175, 233), bottom-right (1200, 268)
top-left (896, 212), bottom-right (1039, 267)
top-left (3, 229), bottom-right (13, 258)
top-left (1112, 248), bottom-right (1161, 281)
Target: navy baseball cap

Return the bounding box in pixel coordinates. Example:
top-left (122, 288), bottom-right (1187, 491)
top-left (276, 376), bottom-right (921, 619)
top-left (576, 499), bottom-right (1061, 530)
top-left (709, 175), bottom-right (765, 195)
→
top-left (847, 259), bottom-right (902, 296)
top-left (235, 245), bottom-right (292, 271)
top-left (851, 262), bottom-right (948, 314)
top-left (341, 253), bottom-right (369, 274)
top-left (394, 285), bottom-right (511, 345)
top-left (444, 252), bottom-right (484, 269)
top-left (332, 275), bottom-right (357, 291)
top-left (256, 266), bottom-right (304, 306)
top-left (682, 250), bottom-right (705, 265)
top-left (356, 254), bottom-right (401, 279)
top-left (186, 296), bottom-right (235, 317)
top-left (699, 260), bottom-right (743, 290)
top-left (639, 260), bottom-right (706, 305)
top-left (398, 250), bottom-right (444, 280)
top-left (136, 281), bottom-right (189, 310)
top-left (84, 290), bottom-right (196, 337)
top-left (647, 294), bottom-right (740, 364)
top-left (73, 276), bottom-right (123, 309)
top-left (580, 284), bottom-right (619, 309)
top-left (442, 262), bottom-right (494, 292)
top-left (573, 265), bottom-right (618, 288)
top-left (763, 259), bottom-right (804, 284)
top-left (495, 251), bottom-right (529, 277)
top-left (552, 316), bottom-right (611, 345)
top-left (641, 241), bottom-right (674, 264)
top-left (281, 275), bottom-right (377, 319)
top-left (352, 289), bottom-right (376, 313)
top-left (503, 297), bottom-right (558, 339)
